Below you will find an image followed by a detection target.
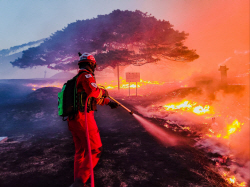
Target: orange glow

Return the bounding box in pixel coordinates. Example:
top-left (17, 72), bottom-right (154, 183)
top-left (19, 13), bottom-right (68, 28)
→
top-left (223, 173), bottom-right (236, 184)
top-left (216, 134), bottom-right (221, 138)
top-left (205, 119), bottom-right (245, 141)
top-left (162, 100), bottom-right (213, 115)
top-left (223, 119), bottom-right (244, 139)
top-left (228, 176), bottom-right (236, 184)
top-left (222, 172), bottom-right (246, 186)
top-left (98, 77), bottom-right (164, 90)
top-left (193, 105), bottom-right (210, 115)
top-left (26, 77), bottom-right (164, 91)
top-left (239, 182), bottom-right (246, 186)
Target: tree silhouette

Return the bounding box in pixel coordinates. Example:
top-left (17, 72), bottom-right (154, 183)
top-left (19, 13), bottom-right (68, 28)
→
top-left (11, 10), bottom-right (199, 71)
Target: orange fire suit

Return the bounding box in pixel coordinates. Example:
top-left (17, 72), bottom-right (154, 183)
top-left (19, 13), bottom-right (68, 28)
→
top-left (67, 69), bottom-right (109, 184)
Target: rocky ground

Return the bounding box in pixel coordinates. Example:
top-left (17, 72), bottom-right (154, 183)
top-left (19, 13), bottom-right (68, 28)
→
top-left (0, 84), bottom-right (234, 187)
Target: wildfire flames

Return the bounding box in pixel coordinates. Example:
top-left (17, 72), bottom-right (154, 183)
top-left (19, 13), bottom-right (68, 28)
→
top-left (159, 100), bottom-right (244, 140)
top-left (223, 119), bottom-right (244, 139)
top-left (162, 100), bottom-right (213, 115)
top-left (223, 172), bottom-right (246, 186)
top-left (99, 77), bottom-right (164, 90)
top-left (208, 119), bottom-right (244, 140)
top-left (157, 100), bottom-right (247, 186)
top-left (26, 78), bottom-right (248, 186)
top-left (26, 78), bottom-right (164, 91)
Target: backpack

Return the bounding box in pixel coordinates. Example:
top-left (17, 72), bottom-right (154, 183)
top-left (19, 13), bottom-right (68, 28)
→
top-left (58, 72), bottom-right (83, 121)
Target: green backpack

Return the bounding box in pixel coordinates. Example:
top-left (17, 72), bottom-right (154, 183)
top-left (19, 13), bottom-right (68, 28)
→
top-left (58, 72), bottom-right (83, 120)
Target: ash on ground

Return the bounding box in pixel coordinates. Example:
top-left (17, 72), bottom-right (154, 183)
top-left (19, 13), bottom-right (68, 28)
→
top-left (0, 81), bottom-right (247, 187)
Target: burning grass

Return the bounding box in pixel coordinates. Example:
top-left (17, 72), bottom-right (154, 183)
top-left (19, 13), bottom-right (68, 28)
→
top-left (119, 82), bottom-right (250, 186)
top-left (162, 100), bottom-right (213, 115)
top-left (25, 77), bottom-right (165, 92)
top-left (98, 77), bottom-right (165, 90)
top-left (24, 75), bottom-right (249, 186)
top-left (222, 172), bottom-right (247, 186)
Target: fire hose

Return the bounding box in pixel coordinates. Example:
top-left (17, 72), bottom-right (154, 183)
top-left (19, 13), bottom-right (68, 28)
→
top-left (84, 95), bottom-right (95, 187)
top-left (84, 85), bottom-right (133, 187)
top-left (108, 95), bottom-right (134, 115)
top-left (84, 94), bottom-right (133, 187)
top-left (99, 85), bottom-right (134, 115)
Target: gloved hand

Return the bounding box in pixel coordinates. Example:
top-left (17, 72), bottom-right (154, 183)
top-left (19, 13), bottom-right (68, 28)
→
top-left (102, 89), bottom-right (109, 98)
top-left (108, 101), bottom-right (119, 109)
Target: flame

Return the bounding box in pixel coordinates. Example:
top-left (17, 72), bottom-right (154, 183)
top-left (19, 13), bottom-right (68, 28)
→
top-left (163, 101), bottom-right (194, 110)
top-left (162, 100), bottom-right (213, 115)
top-left (239, 182), bottom-right (246, 186)
top-left (98, 77), bottom-right (164, 90)
top-left (222, 172), bottom-right (246, 186)
top-left (227, 176), bottom-right (236, 184)
top-left (193, 105), bottom-right (211, 115)
top-left (26, 77), bottom-right (163, 91)
top-left (26, 77), bottom-right (164, 92)
top-left (182, 126), bottom-right (190, 130)
top-left (206, 118), bottom-right (244, 139)
top-left (223, 119), bottom-right (244, 139)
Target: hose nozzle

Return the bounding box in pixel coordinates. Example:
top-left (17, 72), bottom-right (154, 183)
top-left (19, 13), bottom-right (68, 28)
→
top-left (109, 96), bottom-right (134, 115)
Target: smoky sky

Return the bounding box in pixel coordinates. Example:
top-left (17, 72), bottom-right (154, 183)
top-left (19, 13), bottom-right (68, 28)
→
top-left (0, 0), bottom-right (249, 80)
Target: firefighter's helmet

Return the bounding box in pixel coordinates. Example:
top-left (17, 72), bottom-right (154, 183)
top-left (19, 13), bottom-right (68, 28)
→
top-left (78, 52), bottom-right (96, 65)
top-left (78, 52), bottom-right (96, 72)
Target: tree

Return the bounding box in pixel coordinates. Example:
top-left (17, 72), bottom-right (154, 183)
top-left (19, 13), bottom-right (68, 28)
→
top-left (11, 9), bottom-right (199, 71)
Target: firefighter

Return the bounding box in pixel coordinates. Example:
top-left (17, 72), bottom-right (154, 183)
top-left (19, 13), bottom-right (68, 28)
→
top-left (68, 52), bottom-right (118, 187)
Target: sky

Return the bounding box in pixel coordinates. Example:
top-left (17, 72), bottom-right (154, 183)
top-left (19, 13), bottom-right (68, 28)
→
top-left (0, 0), bottom-right (249, 79)
top-left (0, 0), bottom-right (191, 50)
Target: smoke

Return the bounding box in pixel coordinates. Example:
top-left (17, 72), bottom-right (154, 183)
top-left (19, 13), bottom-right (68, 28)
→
top-left (131, 74), bottom-right (250, 185)
top-left (132, 69), bottom-right (249, 159)
top-left (211, 88), bottom-right (250, 159)
top-left (234, 50), bottom-right (250, 55)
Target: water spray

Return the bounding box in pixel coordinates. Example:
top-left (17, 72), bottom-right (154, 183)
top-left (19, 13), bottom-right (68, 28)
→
top-left (108, 95), bottom-right (134, 115)
top-left (108, 95), bottom-right (184, 146)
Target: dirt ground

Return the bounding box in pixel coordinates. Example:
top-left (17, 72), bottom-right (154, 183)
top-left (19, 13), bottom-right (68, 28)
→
top-left (0, 86), bottom-right (231, 187)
